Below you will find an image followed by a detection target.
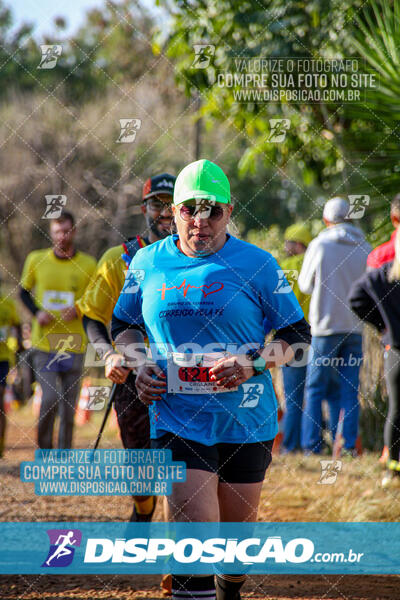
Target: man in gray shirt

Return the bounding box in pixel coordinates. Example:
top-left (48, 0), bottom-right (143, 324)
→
top-left (299, 197), bottom-right (371, 455)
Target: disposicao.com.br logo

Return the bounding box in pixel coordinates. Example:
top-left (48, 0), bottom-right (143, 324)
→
top-left (0, 522), bottom-right (382, 574)
top-left (34, 525), bottom-right (366, 574)
top-left (83, 536), bottom-right (314, 564)
top-left (82, 536), bottom-right (364, 567)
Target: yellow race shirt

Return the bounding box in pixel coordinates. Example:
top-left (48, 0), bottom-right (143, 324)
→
top-left (20, 249), bottom-right (96, 353)
top-left (76, 245), bottom-right (127, 325)
top-left (280, 253), bottom-right (310, 321)
top-left (0, 296), bottom-right (20, 362)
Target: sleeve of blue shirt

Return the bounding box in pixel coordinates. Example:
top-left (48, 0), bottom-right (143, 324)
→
top-left (258, 254), bottom-right (304, 332)
top-left (113, 253), bottom-right (145, 327)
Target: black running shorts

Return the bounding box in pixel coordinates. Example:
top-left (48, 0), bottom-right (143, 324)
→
top-left (151, 433), bottom-right (274, 483)
top-left (114, 372), bottom-right (151, 450)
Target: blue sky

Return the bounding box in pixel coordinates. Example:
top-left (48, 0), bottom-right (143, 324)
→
top-left (9, 0), bottom-right (159, 37)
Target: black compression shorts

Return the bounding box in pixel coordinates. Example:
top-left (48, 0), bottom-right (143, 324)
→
top-left (151, 433), bottom-right (274, 483)
top-left (114, 372), bottom-right (150, 450)
top-left (0, 361), bottom-right (9, 386)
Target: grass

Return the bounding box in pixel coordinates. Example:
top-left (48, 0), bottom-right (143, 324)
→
top-left (261, 452), bottom-right (400, 522)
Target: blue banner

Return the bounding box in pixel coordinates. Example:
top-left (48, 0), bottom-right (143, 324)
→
top-left (0, 522), bottom-right (399, 574)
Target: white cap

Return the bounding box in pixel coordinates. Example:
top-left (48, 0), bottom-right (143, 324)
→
top-left (323, 197), bottom-right (349, 224)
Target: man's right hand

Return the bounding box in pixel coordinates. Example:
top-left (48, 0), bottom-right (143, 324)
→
top-left (105, 352), bottom-right (131, 384)
top-left (135, 364), bottom-right (166, 405)
top-left (36, 311), bottom-right (54, 326)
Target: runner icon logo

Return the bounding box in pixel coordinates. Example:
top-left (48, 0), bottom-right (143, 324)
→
top-left (87, 386), bottom-right (110, 411)
top-left (123, 269), bottom-right (146, 294)
top-left (347, 195), bottom-right (370, 219)
top-left (192, 44), bottom-right (215, 69)
top-left (116, 119), bottom-right (142, 143)
top-left (42, 195), bottom-right (67, 219)
top-left (239, 383), bottom-right (264, 408)
top-left (37, 45), bottom-right (62, 69)
top-left (318, 460), bottom-right (342, 485)
top-left (42, 529), bottom-right (82, 567)
top-left (274, 269), bottom-right (298, 294)
top-left (268, 119), bottom-right (291, 143)
top-left (43, 334), bottom-right (79, 372)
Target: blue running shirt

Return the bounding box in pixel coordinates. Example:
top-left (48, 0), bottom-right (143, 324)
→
top-left (113, 234), bottom-right (304, 445)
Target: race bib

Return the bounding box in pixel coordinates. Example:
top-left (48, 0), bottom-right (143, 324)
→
top-left (167, 352), bottom-right (238, 394)
top-left (0, 326), bottom-right (9, 341)
top-left (42, 290), bottom-right (74, 311)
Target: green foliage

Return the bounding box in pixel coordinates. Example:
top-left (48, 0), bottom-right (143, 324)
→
top-left (246, 225), bottom-right (285, 262)
top-left (0, 0), bottom-right (156, 102)
top-left (163, 0), bottom-right (400, 238)
top-left (162, 0), bottom-right (370, 233)
top-left (341, 0), bottom-right (400, 245)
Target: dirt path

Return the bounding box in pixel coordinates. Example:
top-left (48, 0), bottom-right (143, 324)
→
top-left (0, 574), bottom-right (398, 600)
top-left (1, 410), bottom-right (399, 599)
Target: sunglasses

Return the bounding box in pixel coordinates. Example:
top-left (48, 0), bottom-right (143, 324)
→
top-left (146, 198), bottom-right (173, 213)
top-left (179, 201), bottom-right (225, 222)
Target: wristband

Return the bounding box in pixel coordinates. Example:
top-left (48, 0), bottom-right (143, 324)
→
top-left (103, 349), bottom-right (116, 362)
top-left (245, 348), bottom-right (266, 376)
top-left (104, 351), bottom-right (126, 368)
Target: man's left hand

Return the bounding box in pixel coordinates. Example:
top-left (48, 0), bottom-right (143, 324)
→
top-left (209, 354), bottom-right (255, 389)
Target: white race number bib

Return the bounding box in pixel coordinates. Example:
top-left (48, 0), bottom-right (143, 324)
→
top-left (167, 352), bottom-right (238, 394)
top-left (42, 290), bottom-right (74, 311)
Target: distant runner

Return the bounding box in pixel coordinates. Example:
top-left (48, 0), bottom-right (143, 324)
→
top-left (77, 173), bottom-right (176, 522)
top-left (0, 278), bottom-right (22, 457)
top-left (350, 230), bottom-right (400, 487)
top-left (19, 212), bottom-right (96, 449)
top-left (367, 193), bottom-right (400, 269)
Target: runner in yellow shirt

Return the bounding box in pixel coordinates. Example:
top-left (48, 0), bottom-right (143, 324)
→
top-left (77, 173), bottom-right (176, 522)
top-left (20, 212), bottom-right (96, 449)
top-left (0, 283), bottom-right (22, 457)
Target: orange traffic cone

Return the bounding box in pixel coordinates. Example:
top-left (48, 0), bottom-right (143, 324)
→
top-left (272, 407), bottom-right (284, 454)
top-left (75, 377), bottom-right (92, 426)
top-left (111, 406), bottom-right (119, 431)
top-left (3, 385), bottom-right (13, 414)
top-left (379, 446), bottom-right (389, 464)
top-left (160, 574), bottom-right (172, 596)
top-left (32, 382), bottom-right (42, 417)
top-left (355, 435), bottom-right (363, 457)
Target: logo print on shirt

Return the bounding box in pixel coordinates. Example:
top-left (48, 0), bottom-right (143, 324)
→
top-left (157, 279), bottom-right (224, 300)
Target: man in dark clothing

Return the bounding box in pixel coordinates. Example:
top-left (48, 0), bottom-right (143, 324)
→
top-left (76, 173), bottom-right (176, 520)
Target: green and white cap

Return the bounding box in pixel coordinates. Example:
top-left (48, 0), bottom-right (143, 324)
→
top-left (173, 159), bottom-right (230, 206)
